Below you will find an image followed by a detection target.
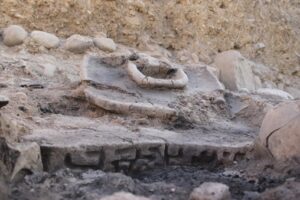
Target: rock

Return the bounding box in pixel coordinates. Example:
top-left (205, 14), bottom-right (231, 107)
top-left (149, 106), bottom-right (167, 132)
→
top-left (189, 182), bottom-right (231, 200)
top-left (100, 192), bottom-right (150, 200)
top-left (64, 34), bottom-right (93, 53)
top-left (259, 179), bottom-right (300, 200)
top-left (0, 137), bottom-right (42, 181)
top-left (2, 25), bottom-right (28, 46)
top-left (30, 30), bottom-right (60, 49)
top-left (42, 63), bottom-right (57, 77)
top-left (256, 88), bottom-right (294, 100)
top-left (0, 95), bottom-right (9, 108)
top-left (258, 100), bottom-right (300, 161)
top-left (214, 50), bottom-right (258, 91)
top-left (94, 37), bottom-right (117, 52)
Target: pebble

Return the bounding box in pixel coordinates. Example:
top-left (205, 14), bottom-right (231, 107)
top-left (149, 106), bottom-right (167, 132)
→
top-left (3, 25), bottom-right (28, 46)
top-left (94, 37), bottom-right (117, 52)
top-left (64, 34), bottom-right (93, 53)
top-left (30, 30), bottom-right (60, 49)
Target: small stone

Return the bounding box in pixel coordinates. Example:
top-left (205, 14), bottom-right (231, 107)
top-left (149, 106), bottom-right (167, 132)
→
top-left (256, 88), bottom-right (294, 100)
top-left (64, 34), bottom-right (93, 53)
top-left (30, 31), bottom-right (60, 49)
top-left (3, 25), bottom-right (28, 46)
top-left (189, 182), bottom-right (231, 200)
top-left (100, 192), bottom-right (150, 200)
top-left (93, 37), bottom-right (117, 52)
top-left (0, 95), bottom-right (9, 108)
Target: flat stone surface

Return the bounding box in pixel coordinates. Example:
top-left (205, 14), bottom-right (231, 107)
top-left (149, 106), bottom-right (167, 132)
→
top-left (23, 115), bottom-right (253, 172)
top-left (81, 55), bottom-right (224, 109)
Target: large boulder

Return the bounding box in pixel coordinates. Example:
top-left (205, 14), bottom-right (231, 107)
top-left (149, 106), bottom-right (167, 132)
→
top-left (214, 50), bottom-right (259, 91)
top-left (64, 34), bottom-right (93, 53)
top-left (30, 30), bottom-right (60, 49)
top-left (258, 100), bottom-right (300, 161)
top-left (0, 137), bottom-right (42, 181)
top-left (189, 182), bottom-right (231, 200)
top-left (2, 25), bottom-right (28, 46)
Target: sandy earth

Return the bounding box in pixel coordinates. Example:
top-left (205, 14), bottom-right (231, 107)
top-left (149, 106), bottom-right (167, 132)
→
top-left (0, 1), bottom-right (300, 200)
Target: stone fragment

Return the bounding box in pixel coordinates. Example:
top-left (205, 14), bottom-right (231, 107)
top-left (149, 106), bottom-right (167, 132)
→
top-left (30, 30), bottom-right (60, 49)
top-left (94, 37), bottom-right (117, 52)
top-left (256, 88), bottom-right (294, 100)
top-left (0, 137), bottom-right (42, 181)
top-left (64, 34), bottom-right (93, 53)
top-left (258, 100), bottom-right (300, 161)
top-left (189, 182), bottom-right (231, 200)
top-left (3, 25), bottom-right (28, 46)
top-left (214, 50), bottom-right (258, 91)
top-left (100, 192), bottom-right (150, 200)
top-left (0, 95), bottom-right (9, 108)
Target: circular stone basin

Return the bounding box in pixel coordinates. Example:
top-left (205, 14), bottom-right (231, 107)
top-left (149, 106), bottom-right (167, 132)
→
top-left (127, 61), bottom-right (188, 89)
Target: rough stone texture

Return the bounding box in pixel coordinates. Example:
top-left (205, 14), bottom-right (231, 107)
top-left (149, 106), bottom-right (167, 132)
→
top-left (22, 115), bottom-right (253, 172)
top-left (81, 55), bottom-right (223, 118)
top-left (214, 50), bottom-right (258, 91)
top-left (100, 192), bottom-right (150, 200)
top-left (2, 25), bottom-right (28, 46)
top-left (64, 34), bottom-right (93, 53)
top-left (127, 61), bottom-right (188, 89)
top-left (258, 100), bottom-right (300, 161)
top-left (259, 179), bottom-right (300, 200)
top-left (94, 37), bottom-right (117, 52)
top-left (189, 182), bottom-right (231, 200)
top-left (30, 30), bottom-right (60, 49)
top-left (0, 95), bottom-right (9, 108)
top-left (256, 88), bottom-right (294, 100)
top-left (0, 137), bottom-right (42, 180)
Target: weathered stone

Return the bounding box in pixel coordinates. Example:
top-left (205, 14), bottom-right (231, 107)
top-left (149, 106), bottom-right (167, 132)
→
top-left (3, 25), bottom-right (28, 46)
top-left (94, 37), bottom-right (117, 52)
top-left (189, 182), bottom-right (231, 200)
top-left (31, 30), bottom-right (60, 49)
top-left (258, 100), bottom-right (300, 161)
top-left (64, 34), bottom-right (93, 53)
top-left (100, 192), bottom-right (150, 200)
top-left (256, 88), bottom-right (294, 100)
top-left (214, 50), bottom-right (258, 91)
top-left (0, 95), bottom-right (9, 108)
top-left (0, 137), bottom-right (42, 181)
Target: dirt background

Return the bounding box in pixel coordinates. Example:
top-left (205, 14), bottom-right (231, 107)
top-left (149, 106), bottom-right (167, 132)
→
top-left (0, 0), bottom-right (299, 76)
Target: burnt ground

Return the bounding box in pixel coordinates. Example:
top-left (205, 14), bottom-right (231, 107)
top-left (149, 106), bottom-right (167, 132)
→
top-left (7, 164), bottom-right (291, 200)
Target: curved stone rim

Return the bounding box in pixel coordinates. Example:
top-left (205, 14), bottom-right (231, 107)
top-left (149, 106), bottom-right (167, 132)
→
top-left (127, 61), bottom-right (188, 89)
top-left (84, 87), bottom-right (177, 119)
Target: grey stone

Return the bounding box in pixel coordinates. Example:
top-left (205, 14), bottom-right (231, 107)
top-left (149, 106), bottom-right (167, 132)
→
top-left (3, 25), bottom-right (28, 46)
top-left (64, 34), bottom-right (93, 53)
top-left (189, 182), bottom-right (231, 200)
top-left (31, 30), bottom-right (60, 49)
